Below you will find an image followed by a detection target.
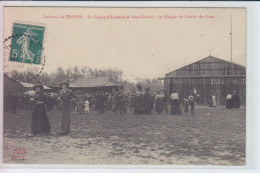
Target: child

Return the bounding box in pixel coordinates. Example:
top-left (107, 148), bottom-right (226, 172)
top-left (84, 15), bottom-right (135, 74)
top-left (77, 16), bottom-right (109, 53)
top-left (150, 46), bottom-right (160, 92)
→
top-left (84, 100), bottom-right (90, 114)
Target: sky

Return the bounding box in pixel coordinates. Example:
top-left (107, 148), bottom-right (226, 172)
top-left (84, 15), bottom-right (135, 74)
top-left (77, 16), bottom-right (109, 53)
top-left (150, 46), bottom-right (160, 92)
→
top-left (4, 7), bottom-right (246, 81)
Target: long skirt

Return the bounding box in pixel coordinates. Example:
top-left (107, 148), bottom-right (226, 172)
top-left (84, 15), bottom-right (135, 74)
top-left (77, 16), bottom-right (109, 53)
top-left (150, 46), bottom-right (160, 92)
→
top-left (155, 99), bottom-right (163, 114)
top-left (170, 100), bottom-right (181, 115)
top-left (31, 104), bottom-right (50, 135)
top-left (60, 103), bottom-right (71, 134)
top-left (134, 98), bottom-right (144, 114)
top-left (226, 99), bottom-right (233, 109)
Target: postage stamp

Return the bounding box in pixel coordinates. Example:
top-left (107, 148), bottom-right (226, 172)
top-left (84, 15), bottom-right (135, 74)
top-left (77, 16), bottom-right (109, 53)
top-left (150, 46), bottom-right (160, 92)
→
top-left (3, 22), bottom-right (46, 82)
top-left (9, 23), bottom-right (45, 65)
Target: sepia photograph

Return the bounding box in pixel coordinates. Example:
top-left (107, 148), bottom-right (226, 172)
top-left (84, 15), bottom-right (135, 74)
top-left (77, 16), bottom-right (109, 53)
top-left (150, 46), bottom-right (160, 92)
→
top-left (2, 6), bottom-right (248, 166)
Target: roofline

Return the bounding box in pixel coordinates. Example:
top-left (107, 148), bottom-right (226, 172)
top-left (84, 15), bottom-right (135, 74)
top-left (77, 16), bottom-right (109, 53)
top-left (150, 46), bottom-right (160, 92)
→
top-left (164, 75), bottom-right (246, 78)
top-left (49, 84), bottom-right (123, 88)
top-left (166, 55), bottom-right (246, 76)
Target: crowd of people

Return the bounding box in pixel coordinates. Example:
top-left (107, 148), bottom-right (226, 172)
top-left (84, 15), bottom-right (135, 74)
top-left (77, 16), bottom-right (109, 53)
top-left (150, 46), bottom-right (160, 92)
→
top-left (4, 82), bottom-right (242, 136)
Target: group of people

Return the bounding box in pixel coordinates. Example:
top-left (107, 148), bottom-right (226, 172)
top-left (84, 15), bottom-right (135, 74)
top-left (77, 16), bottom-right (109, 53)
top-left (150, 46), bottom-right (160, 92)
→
top-left (133, 85), bottom-right (195, 116)
top-left (226, 90), bottom-right (241, 109)
top-left (5, 81), bottom-right (242, 136)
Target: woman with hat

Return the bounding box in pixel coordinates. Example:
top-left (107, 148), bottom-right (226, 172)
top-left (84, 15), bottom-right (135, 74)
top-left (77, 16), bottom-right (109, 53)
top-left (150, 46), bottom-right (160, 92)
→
top-left (31, 84), bottom-right (50, 136)
top-left (58, 81), bottom-right (76, 135)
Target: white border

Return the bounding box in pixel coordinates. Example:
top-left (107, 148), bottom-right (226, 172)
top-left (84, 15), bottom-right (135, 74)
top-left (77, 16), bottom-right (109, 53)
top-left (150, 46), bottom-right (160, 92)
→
top-left (0, 1), bottom-right (259, 173)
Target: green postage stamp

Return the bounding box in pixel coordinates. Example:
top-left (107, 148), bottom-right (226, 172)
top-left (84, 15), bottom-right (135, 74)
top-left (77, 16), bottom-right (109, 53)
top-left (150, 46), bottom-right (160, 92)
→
top-left (9, 23), bottom-right (45, 65)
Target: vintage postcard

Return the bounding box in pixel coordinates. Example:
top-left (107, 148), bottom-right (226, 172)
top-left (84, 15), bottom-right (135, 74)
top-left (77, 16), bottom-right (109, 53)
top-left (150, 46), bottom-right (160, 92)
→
top-left (2, 5), bottom-right (249, 167)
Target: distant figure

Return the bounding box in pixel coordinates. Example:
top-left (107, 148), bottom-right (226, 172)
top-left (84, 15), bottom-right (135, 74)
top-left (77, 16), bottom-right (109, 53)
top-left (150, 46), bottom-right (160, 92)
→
top-left (154, 91), bottom-right (163, 114)
top-left (212, 95), bottom-right (216, 107)
top-left (184, 98), bottom-right (189, 116)
top-left (196, 94), bottom-right (200, 105)
top-left (108, 89), bottom-right (116, 111)
top-left (84, 100), bottom-right (90, 114)
top-left (161, 90), bottom-right (168, 114)
top-left (96, 91), bottom-right (105, 114)
top-left (208, 94), bottom-right (213, 107)
top-left (188, 95), bottom-right (195, 115)
top-left (170, 89), bottom-right (181, 115)
top-left (134, 84), bottom-right (144, 114)
top-left (125, 93), bottom-right (131, 113)
top-left (76, 92), bottom-right (84, 114)
top-left (9, 93), bottom-right (18, 114)
top-left (232, 91), bottom-right (240, 108)
top-left (31, 84), bottom-right (50, 136)
top-left (4, 93), bottom-right (10, 112)
top-left (143, 87), bottom-right (152, 114)
top-left (113, 88), bottom-right (126, 114)
top-left (226, 90), bottom-right (233, 109)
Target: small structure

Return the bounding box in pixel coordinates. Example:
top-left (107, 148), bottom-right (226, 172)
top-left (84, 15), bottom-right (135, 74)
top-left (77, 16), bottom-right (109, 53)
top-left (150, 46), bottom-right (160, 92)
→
top-left (4, 77), bottom-right (24, 93)
top-left (49, 77), bottom-right (123, 93)
top-left (163, 56), bottom-right (246, 105)
top-left (20, 82), bottom-right (52, 92)
top-left (3, 77), bottom-right (52, 94)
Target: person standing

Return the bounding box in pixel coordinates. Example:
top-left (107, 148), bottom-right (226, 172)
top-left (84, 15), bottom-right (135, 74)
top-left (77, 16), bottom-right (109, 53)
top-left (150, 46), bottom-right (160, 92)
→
top-left (212, 95), bottom-right (217, 107)
top-left (143, 87), bottom-right (152, 114)
top-left (170, 89), bottom-right (181, 115)
top-left (9, 93), bottom-right (18, 114)
top-left (188, 95), bottom-right (195, 115)
top-left (161, 90), bottom-right (168, 114)
top-left (99, 91), bottom-right (105, 114)
top-left (183, 98), bottom-right (189, 116)
top-left (58, 81), bottom-right (76, 135)
top-left (31, 84), bottom-right (50, 136)
top-left (76, 92), bottom-right (84, 115)
top-left (232, 91), bottom-right (240, 108)
top-left (208, 94), bottom-right (213, 107)
top-left (84, 99), bottom-right (90, 114)
top-left (134, 84), bottom-right (144, 114)
top-left (154, 91), bottom-right (163, 114)
top-left (226, 90), bottom-right (233, 109)
top-left (125, 93), bottom-right (131, 113)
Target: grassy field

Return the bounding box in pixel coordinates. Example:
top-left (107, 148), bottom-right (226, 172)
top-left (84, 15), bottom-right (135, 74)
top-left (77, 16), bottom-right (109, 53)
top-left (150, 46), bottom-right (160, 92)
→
top-left (3, 106), bottom-right (246, 165)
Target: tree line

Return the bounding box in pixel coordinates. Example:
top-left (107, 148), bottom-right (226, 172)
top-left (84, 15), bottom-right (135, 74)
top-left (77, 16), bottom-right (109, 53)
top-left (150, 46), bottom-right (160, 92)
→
top-left (8, 66), bottom-right (163, 94)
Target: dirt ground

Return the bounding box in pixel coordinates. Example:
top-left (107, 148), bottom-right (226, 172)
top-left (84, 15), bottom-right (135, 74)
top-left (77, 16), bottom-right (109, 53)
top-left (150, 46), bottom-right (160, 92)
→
top-left (3, 106), bottom-right (246, 165)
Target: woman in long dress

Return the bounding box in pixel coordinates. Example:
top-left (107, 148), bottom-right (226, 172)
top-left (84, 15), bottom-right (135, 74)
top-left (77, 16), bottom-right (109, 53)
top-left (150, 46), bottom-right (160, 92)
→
top-left (212, 95), bottom-right (217, 107)
top-left (58, 81), bottom-right (76, 135)
top-left (134, 84), bottom-right (144, 114)
top-left (154, 91), bottom-right (163, 114)
top-left (226, 91), bottom-right (233, 109)
top-left (170, 90), bottom-right (182, 115)
top-left (143, 87), bottom-right (152, 114)
top-left (31, 84), bottom-right (50, 135)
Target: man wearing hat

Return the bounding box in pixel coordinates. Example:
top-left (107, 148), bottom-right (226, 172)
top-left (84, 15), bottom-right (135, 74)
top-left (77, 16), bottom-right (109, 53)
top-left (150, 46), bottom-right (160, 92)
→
top-left (58, 81), bottom-right (76, 135)
top-left (31, 84), bottom-right (50, 135)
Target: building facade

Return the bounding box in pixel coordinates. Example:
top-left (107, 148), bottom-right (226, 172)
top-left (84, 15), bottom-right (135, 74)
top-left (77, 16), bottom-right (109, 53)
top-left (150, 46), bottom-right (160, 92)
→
top-left (164, 56), bottom-right (246, 105)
